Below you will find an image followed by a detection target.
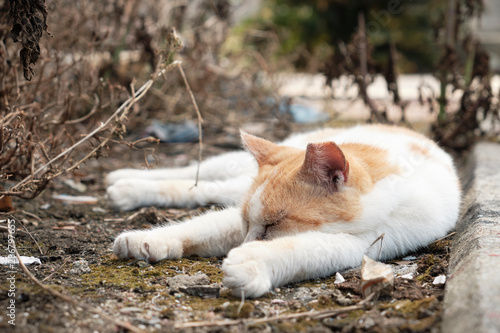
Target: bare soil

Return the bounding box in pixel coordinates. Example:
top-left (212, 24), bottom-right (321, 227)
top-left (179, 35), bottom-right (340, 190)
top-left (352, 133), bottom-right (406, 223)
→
top-left (0, 123), bottom-right (455, 333)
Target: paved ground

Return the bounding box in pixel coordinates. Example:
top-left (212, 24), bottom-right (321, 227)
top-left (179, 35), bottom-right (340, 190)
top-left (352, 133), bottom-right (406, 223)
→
top-left (442, 142), bottom-right (500, 333)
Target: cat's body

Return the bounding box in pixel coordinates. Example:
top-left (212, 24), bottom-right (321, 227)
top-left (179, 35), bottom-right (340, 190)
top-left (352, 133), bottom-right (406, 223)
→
top-left (108, 124), bottom-right (461, 298)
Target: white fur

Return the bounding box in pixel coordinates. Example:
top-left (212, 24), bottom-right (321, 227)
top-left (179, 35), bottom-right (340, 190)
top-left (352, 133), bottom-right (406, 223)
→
top-left (110, 125), bottom-right (461, 297)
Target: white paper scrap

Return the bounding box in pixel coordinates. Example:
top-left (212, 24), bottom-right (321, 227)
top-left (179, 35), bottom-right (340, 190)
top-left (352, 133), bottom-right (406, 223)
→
top-left (0, 256), bottom-right (41, 265)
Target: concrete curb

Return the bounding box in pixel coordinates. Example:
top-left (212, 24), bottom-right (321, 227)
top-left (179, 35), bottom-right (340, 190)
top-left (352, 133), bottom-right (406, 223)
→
top-left (442, 142), bottom-right (500, 333)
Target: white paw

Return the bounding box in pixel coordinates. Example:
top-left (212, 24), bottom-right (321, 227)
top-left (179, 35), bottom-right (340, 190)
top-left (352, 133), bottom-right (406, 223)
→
top-left (106, 179), bottom-right (154, 211)
top-left (222, 244), bottom-right (273, 298)
top-left (113, 230), bottom-right (183, 262)
top-left (105, 169), bottom-right (139, 186)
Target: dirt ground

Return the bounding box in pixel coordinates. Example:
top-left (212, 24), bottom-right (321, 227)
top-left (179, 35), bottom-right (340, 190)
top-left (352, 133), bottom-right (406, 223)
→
top-left (0, 120), bottom-right (457, 333)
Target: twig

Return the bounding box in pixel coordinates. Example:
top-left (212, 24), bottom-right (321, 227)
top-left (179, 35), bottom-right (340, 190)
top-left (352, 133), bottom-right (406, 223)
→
top-left (41, 257), bottom-right (71, 282)
top-left (17, 213), bottom-right (45, 255)
top-left (175, 298), bottom-right (370, 329)
top-left (0, 225), bottom-right (29, 233)
top-left (10, 75), bottom-right (155, 192)
top-left (431, 232), bottom-right (456, 244)
top-left (367, 233), bottom-right (385, 261)
top-left (6, 217), bottom-right (145, 333)
top-left (64, 94), bottom-right (100, 125)
top-left (176, 62), bottom-right (204, 187)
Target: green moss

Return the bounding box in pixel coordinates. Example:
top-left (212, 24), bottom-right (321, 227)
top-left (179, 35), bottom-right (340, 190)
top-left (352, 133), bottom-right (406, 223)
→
top-left (224, 302), bottom-right (255, 319)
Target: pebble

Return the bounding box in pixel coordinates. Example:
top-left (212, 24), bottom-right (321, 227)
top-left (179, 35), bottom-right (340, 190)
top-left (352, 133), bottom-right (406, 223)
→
top-left (166, 272), bottom-right (210, 292)
top-left (178, 285), bottom-right (220, 298)
top-left (69, 259), bottom-right (91, 275)
top-left (136, 260), bottom-right (150, 268)
top-left (334, 272), bottom-right (346, 284)
top-left (119, 307), bottom-right (143, 314)
top-left (432, 275), bottom-right (446, 285)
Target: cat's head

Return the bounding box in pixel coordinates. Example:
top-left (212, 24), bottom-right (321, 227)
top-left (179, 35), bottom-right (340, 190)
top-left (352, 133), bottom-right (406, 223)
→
top-left (240, 131), bottom-right (357, 242)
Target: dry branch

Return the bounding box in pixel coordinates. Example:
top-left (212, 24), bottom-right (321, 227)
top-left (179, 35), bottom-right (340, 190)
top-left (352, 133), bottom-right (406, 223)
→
top-left (175, 294), bottom-right (374, 329)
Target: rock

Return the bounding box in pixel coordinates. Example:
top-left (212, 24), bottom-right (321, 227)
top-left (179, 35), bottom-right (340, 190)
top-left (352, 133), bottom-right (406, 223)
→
top-left (69, 259), bottom-right (91, 275)
top-left (432, 274), bottom-right (446, 285)
top-left (361, 255), bottom-right (394, 298)
top-left (63, 179), bottom-right (87, 193)
top-left (291, 287), bottom-right (314, 302)
top-left (334, 272), bottom-right (346, 284)
top-left (119, 307), bottom-right (143, 314)
top-left (178, 285), bottom-right (220, 298)
top-left (136, 260), bottom-right (150, 268)
top-left (393, 263), bottom-right (418, 279)
top-left (331, 289), bottom-right (356, 306)
top-left (166, 272), bottom-right (211, 295)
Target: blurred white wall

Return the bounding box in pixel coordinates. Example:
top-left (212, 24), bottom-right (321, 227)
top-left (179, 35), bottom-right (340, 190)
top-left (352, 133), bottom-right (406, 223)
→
top-left (472, 0), bottom-right (500, 71)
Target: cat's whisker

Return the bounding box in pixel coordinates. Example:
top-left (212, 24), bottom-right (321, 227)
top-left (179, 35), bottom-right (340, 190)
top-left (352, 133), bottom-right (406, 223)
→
top-left (237, 290), bottom-right (246, 314)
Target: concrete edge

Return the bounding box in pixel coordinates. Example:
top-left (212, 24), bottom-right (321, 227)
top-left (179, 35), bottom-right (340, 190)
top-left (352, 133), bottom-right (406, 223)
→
top-left (442, 142), bottom-right (500, 333)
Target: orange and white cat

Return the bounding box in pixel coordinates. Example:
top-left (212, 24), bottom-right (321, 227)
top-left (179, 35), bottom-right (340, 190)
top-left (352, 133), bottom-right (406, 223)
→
top-left (107, 124), bottom-right (461, 298)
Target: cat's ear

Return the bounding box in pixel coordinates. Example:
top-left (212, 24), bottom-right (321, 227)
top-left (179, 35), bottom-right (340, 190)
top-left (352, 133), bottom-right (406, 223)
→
top-left (240, 130), bottom-right (279, 166)
top-left (299, 142), bottom-right (349, 192)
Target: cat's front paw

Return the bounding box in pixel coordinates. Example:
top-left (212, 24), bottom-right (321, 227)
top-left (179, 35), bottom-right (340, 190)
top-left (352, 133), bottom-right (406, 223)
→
top-left (113, 230), bottom-right (183, 262)
top-left (222, 244), bottom-right (273, 298)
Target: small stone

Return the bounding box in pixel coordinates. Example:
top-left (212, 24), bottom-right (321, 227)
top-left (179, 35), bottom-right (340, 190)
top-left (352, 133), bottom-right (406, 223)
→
top-left (292, 287), bottom-right (314, 302)
top-left (136, 260), bottom-right (150, 268)
top-left (166, 272), bottom-right (210, 291)
top-left (432, 274), bottom-right (446, 285)
top-left (40, 203), bottom-right (51, 210)
top-left (334, 272), bottom-right (345, 284)
top-left (178, 285), bottom-right (220, 298)
top-left (63, 179), bottom-right (87, 193)
top-left (331, 289), bottom-right (355, 306)
top-left (361, 255), bottom-right (394, 298)
top-left (69, 259), bottom-right (91, 275)
top-left (363, 316), bottom-right (376, 329)
top-left (271, 298), bottom-right (287, 304)
top-left (119, 307), bottom-right (143, 314)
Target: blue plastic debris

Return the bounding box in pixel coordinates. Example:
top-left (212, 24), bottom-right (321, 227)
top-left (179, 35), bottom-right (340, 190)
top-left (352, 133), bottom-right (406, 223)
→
top-left (143, 121), bottom-right (199, 143)
top-left (267, 97), bottom-right (329, 124)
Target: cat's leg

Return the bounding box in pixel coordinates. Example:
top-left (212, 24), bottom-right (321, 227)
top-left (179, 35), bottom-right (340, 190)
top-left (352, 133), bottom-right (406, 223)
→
top-left (106, 151), bottom-right (256, 185)
top-left (222, 231), bottom-right (370, 298)
top-left (114, 207), bottom-right (245, 261)
top-left (107, 174), bottom-right (253, 211)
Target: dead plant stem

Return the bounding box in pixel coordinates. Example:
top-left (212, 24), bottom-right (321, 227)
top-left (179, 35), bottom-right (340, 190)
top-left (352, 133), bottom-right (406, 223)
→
top-left (177, 62), bottom-right (204, 187)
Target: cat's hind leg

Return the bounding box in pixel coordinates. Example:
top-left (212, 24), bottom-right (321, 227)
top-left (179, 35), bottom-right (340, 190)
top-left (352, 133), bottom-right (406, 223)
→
top-left (113, 207), bottom-right (245, 261)
top-left (107, 174), bottom-right (253, 211)
top-left (106, 151), bottom-right (256, 185)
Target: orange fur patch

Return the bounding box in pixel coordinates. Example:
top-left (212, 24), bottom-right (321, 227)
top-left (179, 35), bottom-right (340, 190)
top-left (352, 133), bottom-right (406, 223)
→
top-left (409, 143), bottom-right (431, 158)
top-left (340, 143), bottom-right (400, 193)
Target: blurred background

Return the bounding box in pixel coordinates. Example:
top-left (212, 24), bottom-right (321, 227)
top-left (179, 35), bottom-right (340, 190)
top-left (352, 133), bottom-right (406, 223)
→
top-left (1, 0), bottom-right (500, 198)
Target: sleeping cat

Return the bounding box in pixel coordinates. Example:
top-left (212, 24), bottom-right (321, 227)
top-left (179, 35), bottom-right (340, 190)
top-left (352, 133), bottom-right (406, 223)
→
top-left (107, 124), bottom-right (461, 298)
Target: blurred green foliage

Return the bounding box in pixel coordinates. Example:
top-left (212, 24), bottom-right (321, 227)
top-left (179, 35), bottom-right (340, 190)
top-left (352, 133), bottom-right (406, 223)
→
top-left (245, 0), bottom-right (450, 73)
